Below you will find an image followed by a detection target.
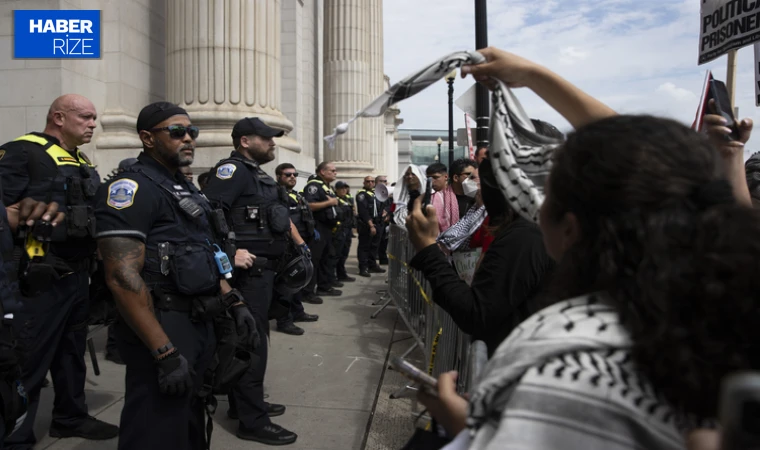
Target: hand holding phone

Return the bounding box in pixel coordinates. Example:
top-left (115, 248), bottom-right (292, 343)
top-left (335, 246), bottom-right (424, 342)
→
top-left (708, 80), bottom-right (740, 141)
top-left (390, 356), bottom-right (439, 397)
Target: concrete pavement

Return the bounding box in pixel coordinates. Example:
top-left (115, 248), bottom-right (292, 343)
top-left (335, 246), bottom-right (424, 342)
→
top-left (35, 249), bottom-right (401, 450)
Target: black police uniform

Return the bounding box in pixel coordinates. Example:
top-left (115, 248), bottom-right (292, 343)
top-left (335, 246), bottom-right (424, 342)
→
top-left (0, 132), bottom-right (108, 448)
top-left (302, 177), bottom-right (341, 293)
top-left (275, 189), bottom-right (315, 330)
top-left (94, 153), bottom-right (219, 450)
top-left (328, 196), bottom-right (353, 283)
top-left (376, 196), bottom-right (391, 264)
top-left (0, 187), bottom-right (29, 443)
top-left (202, 151), bottom-right (291, 435)
top-left (337, 193), bottom-right (355, 279)
top-left (355, 188), bottom-right (381, 273)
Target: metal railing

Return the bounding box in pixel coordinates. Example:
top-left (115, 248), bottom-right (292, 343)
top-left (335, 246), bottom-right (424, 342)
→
top-left (379, 224), bottom-right (487, 397)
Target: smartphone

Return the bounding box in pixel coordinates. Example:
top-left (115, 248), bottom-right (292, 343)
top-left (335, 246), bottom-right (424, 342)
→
top-left (720, 372), bottom-right (760, 450)
top-left (709, 79), bottom-right (740, 141)
top-left (389, 356), bottom-right (438, 396)
top-left (422, 177), bottom-right (433, 208)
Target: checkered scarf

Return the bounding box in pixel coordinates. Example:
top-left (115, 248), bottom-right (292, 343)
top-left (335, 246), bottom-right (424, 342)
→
top-left (324, 50), bottom-right (563, 223)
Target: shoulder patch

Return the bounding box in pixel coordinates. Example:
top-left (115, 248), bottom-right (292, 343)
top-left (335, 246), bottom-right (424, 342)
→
top-left (357, 193), bottom-right (365, 201)
top-left (107, 179), bottom-right (139, 210)
top-left (216, 163), bottom-right (236, 180)
top-left (0, 150), bottom-right (5, 161)
top-left (307, 184), bottom-right (318, 195)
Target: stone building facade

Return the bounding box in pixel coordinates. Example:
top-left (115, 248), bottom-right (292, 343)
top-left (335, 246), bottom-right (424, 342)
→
top-left (0, 0), bottom-right (402, 188)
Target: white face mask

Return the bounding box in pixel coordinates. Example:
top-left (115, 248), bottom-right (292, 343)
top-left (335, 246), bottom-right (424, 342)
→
top-left (462, 177), bottom-right (479, 198)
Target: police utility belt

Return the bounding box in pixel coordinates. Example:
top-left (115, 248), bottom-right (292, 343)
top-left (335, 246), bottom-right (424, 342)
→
top-left (229, 205), bottom-right (290, 238)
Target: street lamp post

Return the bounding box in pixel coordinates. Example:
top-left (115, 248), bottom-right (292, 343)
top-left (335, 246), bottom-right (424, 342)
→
top-left (475, 0), bottom-right (489, 149)
top-left (436, 137), bottom-right (442, 165)
top-left (445, 69), bottom-right (456, 167)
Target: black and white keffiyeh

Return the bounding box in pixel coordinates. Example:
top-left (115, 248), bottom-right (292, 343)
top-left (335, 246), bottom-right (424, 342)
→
top-left (437, 204), bottom-right (487, 252)
top-left (324, 50), bottom-right (564, 223)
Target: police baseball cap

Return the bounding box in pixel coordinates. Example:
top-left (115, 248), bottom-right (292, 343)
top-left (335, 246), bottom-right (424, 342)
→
top-left (231, 117), bottom-right (284, 139)
top-left (335, 181), bottom-right (349, 188)
top-left (136, 102), bottom-right (188, 133)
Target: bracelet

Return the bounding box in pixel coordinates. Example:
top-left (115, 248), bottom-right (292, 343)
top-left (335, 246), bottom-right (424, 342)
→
top-left (151, 342), bottom-right (175, 359)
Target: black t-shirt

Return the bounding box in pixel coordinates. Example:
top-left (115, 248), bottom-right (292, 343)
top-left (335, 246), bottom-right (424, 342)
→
top-left (410, 217), bottom-right (555, 356)
top-left (456, 194), bottom-right (474, 219)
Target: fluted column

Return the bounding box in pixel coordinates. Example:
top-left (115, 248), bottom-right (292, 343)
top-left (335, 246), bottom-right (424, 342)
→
top-left (324, 0), bottom-right (373, 185)
top-left (166, 0), bottom-right (300, 166)
top-left (368, 0), bottom-right (385, 177)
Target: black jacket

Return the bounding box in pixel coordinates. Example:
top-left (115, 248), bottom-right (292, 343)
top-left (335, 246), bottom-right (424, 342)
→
top-left (409, 217), bottom-right (555, 356)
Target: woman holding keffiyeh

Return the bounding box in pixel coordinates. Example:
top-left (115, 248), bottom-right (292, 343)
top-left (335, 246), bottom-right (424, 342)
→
top-left (392, 164), bottom-right (426, 226)
top-left (410, 47), bottom-right (760, 450)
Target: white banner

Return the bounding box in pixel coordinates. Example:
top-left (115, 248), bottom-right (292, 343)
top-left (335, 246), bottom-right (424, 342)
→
top-left (755, 42), bottom-right (760, 106)
top-left (465, 113), bottom-right (474, 159)
top-left (699, 0), bottom-right (760, 65)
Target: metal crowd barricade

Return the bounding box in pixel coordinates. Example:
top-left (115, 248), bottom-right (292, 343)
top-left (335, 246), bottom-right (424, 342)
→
top-left (381, 225), bottom-right (486, 398)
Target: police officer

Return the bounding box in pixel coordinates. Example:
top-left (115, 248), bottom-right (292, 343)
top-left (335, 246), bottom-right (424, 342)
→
top-left (273, 163), bottom-right (319, 336)
top-left (303, 162), bottom-right (343, 296)
top-left (94, 102), bottom-right (256, 450)
top-left (333, 182), bottom-right (356, 283)
top-left (0, 195), bottom-right (65, 442)
top-left (355, 176), bottom-right (384, 277)
top-left (374, 175), bottom-right (390, 265)
top-left (0, 94), bottom-right (119, 448)
top-left (202, 117), bottom-right (301, 445)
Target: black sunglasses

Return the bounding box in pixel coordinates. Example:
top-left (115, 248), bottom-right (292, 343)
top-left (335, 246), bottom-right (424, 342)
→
top-left (150, 125), bottom-right (200, 140)
top-left (282, 172), bottom-right (298, 178)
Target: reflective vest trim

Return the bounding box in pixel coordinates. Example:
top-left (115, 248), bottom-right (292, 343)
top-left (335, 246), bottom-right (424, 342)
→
top-left (13, 134), bottom-right (94, 167)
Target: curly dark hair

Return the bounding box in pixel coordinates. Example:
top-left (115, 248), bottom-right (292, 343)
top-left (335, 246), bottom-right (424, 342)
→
top-left (542, 114), bottom-right (760, 421)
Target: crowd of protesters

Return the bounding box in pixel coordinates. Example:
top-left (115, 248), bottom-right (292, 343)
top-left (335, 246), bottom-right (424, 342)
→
top-left (386, 46), bottom-right (760, 450)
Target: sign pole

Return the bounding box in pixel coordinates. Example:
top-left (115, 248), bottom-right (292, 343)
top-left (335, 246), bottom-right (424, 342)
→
top-left (726, 49), bottom-right (738, 108)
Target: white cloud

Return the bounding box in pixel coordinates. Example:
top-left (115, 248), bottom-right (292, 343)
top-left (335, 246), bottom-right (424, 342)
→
top-left (382, 0), bottom-right (760, 152)
top-left (657, 82), bottom-right (697, 102)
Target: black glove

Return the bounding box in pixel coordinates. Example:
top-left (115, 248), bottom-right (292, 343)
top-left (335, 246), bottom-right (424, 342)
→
top-left (155, 351), bottom-right (194, 396)
top-left (230, 303), bottom-right (259, 348)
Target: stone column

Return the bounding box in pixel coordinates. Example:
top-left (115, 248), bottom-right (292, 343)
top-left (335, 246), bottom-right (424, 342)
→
top-left (166, 0), bottom-right (300, 171)
top-left (324, 0), bottom-right (373, 186)
top-left (384, 99), bottom-right (402, 182)
top-left (367, 0), bottom-right (384, 178)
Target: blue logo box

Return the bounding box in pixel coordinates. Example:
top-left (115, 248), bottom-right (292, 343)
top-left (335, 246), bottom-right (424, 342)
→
top-left (13, 10), bottom-right (101, 59)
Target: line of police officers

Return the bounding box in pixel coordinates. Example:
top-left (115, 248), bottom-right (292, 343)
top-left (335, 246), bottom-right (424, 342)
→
top-left (0, 93), bottom-right (393, 449)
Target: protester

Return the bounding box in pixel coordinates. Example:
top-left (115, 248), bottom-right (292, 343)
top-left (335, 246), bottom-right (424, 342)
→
top-left (407, 158), bottom-right (554, 355)
top-left (417, 47), bottom-right (760, 449)
top-left (392, 164), bottom-right (425, 226)
top-left (427, 163), bottom-right (455, 232)
top-left (436, 168), bottom-right (484, 253)
top-left (474, 146), bottom-right (487, 164)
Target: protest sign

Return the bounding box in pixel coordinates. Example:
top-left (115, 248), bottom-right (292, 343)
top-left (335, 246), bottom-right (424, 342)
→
top-left (699, 0), bottom-right (760, 64)
top-left (452, 249), bottom-right (482, 286)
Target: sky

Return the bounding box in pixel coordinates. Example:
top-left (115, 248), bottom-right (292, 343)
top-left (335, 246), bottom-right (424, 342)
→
top-left (382, 0), bottom-right (760, 158)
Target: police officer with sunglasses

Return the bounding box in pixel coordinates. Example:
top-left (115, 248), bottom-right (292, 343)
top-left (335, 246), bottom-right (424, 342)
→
top-left (202, 117), bottom-right (303, 445)
top-left (94, 102), bottom-right (256, 450)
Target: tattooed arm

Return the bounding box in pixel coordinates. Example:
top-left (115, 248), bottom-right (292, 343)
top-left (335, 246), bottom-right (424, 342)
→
top-left (98, 236), bottom-right (171, 355)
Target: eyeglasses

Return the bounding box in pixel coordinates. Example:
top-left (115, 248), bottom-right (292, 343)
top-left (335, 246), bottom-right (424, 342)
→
top-left (282, 172), bottom-right (298, 178)
top-left (150, 125), bottom-right (200, 140)
top-left (365, 180), bottom-right (375, 183)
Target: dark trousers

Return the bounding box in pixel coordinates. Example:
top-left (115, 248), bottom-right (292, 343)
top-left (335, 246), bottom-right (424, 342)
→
top-left (275, 292), bottom-right (305, 329)
top-left (378, 225), bottom-right (389, 262)
top-left (327, 228), bottom-right (349, 284)
top-left (106, 325), bottom-right (118, 355)
top-left (115, 310), bottom-right (215, 450)
top-left (308, 222), bottom-right (334, 291)
top-left (306, 223), bottom-right (327, 294)
top-left (228, 268), bottom-right (275, 431)
top-left (357, 223), bottom-right (378, 271)
top-left (372, 223), bottom-right (385, 262)
top-left (337, 232), bottom-right (352, 279)
top-left (5, 271), bottom-right (90, 449)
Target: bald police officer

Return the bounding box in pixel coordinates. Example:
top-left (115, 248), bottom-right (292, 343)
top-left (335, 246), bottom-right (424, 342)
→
top-left (0, 94), bottom-right (119, 449)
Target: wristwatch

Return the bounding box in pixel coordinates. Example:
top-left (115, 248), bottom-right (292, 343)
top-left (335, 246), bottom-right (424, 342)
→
top-left (150, 342), bottom-right (175, 359)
